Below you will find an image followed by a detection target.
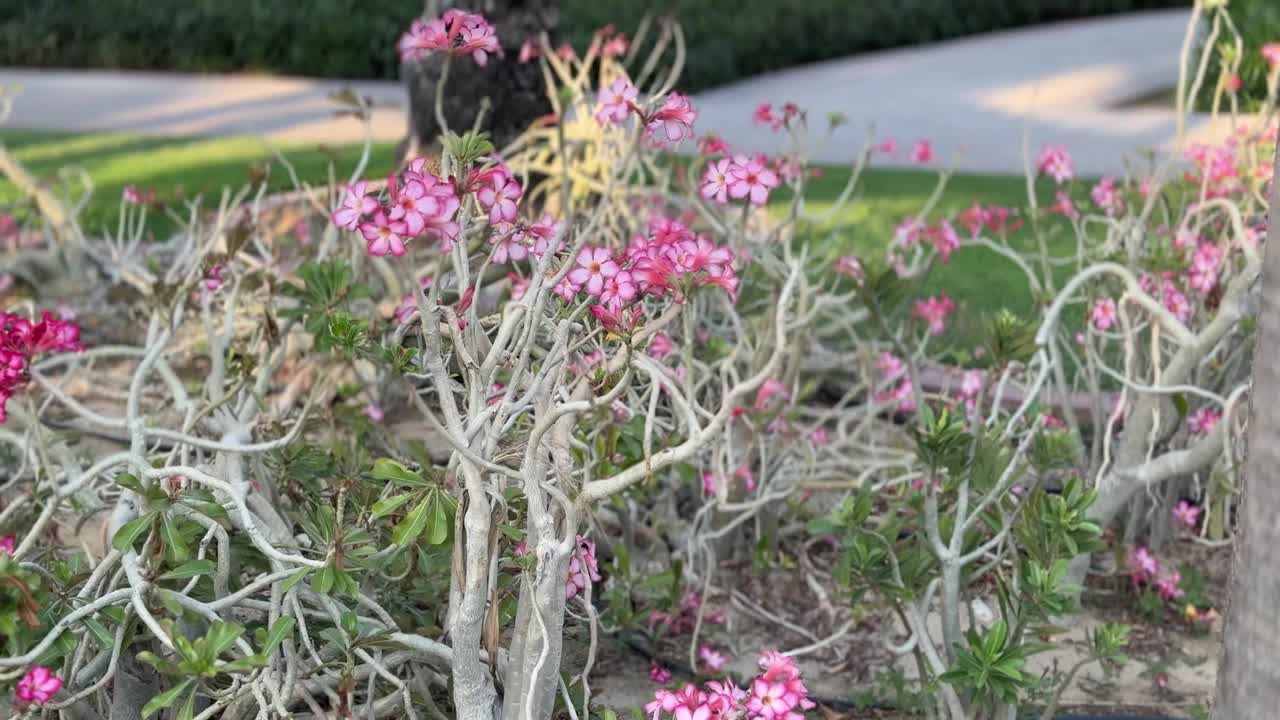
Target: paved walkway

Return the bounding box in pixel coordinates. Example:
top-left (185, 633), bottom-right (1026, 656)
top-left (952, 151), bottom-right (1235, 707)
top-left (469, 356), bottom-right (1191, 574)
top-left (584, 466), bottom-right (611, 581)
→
top-left (0, 9), bottom-right (1241, 175)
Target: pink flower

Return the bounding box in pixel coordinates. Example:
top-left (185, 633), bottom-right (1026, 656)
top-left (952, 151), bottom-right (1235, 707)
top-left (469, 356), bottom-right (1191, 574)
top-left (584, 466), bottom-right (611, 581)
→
top-left (1188, 242), bottom-right (1223, 294)
top-left (810, 427), bottom-right (830, 446)
top-left (698, 646), bottom-right (728, 673)
top-left (754, 377), bottom-right (789, 410)
top-left (1156, 572), bottom-right (1184, 602)
top-left (557, 42), bottom-right (577, 61)
top-left (122, 185), bottom-right (143, 205)
top-left (929, 220), bottom-right (960, 263)
top-left (518, 38), bottom-right (538, 63)
top-left (1172, 500), bottom-right (1201, 531)
top-left (649, 333), bottom-right (675, 360)
top-left (565, 535), bottom-right (602, 600)
top-left (1051, 190), bottom-right (1079, 220)
top-left (506, 272), bottom-right (529, 301)
top-left (650, 663), bottom-right (673, 684)
top-left (332, 180), bottom-right (377, 230)
top-left (734, 465), bottom-right (756, 492)
top-left (753, 103), bottom-right (776, 127)
top-left (909, 139), bottom-right (933, 164)
top-left (698, 135), bottom-right (730, 155)
top-left (1090, 176), bottom-right (1124, 216)
top-left (389, 179), bottom-right (436, 235)
top-left (0, 535), bottom-right (13, 555)
top-left (647, 93), bottom-right (697, 144)
top-left (590, 303), bottom-right (643, 334)
top-left (364, 405), bottom-right (384, 423)
top-left (876, 136), bottom-right (898, 154)
top-left (1163, 282), bottom-right (1192, 323)
top-left (204, 264), bottom-right (225, 292)
top-left (1129, 546), bottom-right (1159, 582)
top-left (1091, 297), bottom-right (1117, 331)
top-left (912, 294), bottom-right (956, 335)
top-left (1037, 144), bottom-right (1074, 184)
top-left (477, 171), bottom-right (523, 226)
top-left (398, 18), bottom-right (449, 63)
top-left (15, 666), bottom-right (62, 705)
top-left (360, 211), bottom-right (409, 257)
top-left (1188, 407), bottom-right (1221, 434)
top-left (702, 471), bottom-right (719, 496)
top-left (834, 255), bottom-right (864, 281)
top-left (727, 156), bottom-right (780, 206)
top-left (1261, 42), bottom-right (1280, 67)
top-left (701, 158), bottom-right (733, 205)
top-left (596, 77), bottom-right (639, 125)
top-left (602, 32), bottom-right (629, 58)
top-left (568, 247), bottom-right (620, 296)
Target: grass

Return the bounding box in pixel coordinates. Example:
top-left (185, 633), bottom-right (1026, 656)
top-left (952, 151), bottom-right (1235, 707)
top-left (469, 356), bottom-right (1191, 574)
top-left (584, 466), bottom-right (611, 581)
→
top-left (1, 129), bottom-right (1083, 350)
top-left (0, 130), bottom-right (399, 235)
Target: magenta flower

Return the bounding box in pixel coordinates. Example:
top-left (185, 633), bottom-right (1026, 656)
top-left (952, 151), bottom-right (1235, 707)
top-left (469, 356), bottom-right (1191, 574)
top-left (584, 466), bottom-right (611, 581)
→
top-left (1051, 190), bottom-right (1079, 220)
top-left (477, 171), bottom-right (523, 226)
top-left (332, 180), bottom-right (377, 230)
top-left (833, 255), bottom-right (864, 281)
top-left (1172, 500), bottom-right (1201, 530)
top-left (360, 211), bottom-right (409, 257)
top-left (599, 269), bottom-right (638, 309)
top-left (754, 377), bottom-right (789, 410)
top-left (568, 247), bottom-right (620, 296)
top-left (1091, 297), bottom-right (1117, 331)
top-left (1188, 407), bottom-right (1221, 434)
top-left (910, 139), bottom-right (933, 164)
top-left (363, 404), bottom-right (385, 423)
top-left (1261, 42), bottom-right (1280, 67)
top-left (389, 179), bottom-right (436, 236)
top-left (1129, 546), bottom-right (1159, 582)
top-left (647, 93), bottom-right (697, 144)
top-left (753, 103), bottom-right (775, 127)
top-left (929, 220), bottom-right (960, 263)
top-left (15, 666), bottom-right (62, 705)
top-left (648, 333), bottom-right (675, 360)
top-left (1188, 242), bottom-right (1223, 294)
top-left (1090, 176), bottom-right (1124, 216)
top-left (565, 535), bottom-right (602, 600)
top-left (650, 662), bottom-right (673, 684)
top-left (1155, 572), bottom-right (1184, 602)
top-left (876, 136), bottom-right (898, 154)
top-left (702, 472), bottom-right (719, 496)
top-left (810, 427), bottom-right (830, 446)
top-left (700, 158), bottom-right (733, 205)
top-left (518, 39), bottom-right (538, 63)
top-left (912, 294), bottom-right (956, 335)
top-left (698, 645), bottom-right (728, 673)
top-left (204, 264), bottom-right (225, 292)
top-left (596, 77), bottom-right (638, 125)
top-left (398, 11), bottom-right (499, 66)
top-left (0, 534), bottom-right (13, 555)
top-left (1163, 282), bottom-right (1192, 323)
top-left (457, 16), bottom-right (501, 65)
top-left (398, 18), bottom-right (449, 63)
top-left (1037, 144), bottom-right (1074, 184)
top-left (727, 156), bottom-right (780, 206)
top-left (734, 465), bottom-right (756, 492)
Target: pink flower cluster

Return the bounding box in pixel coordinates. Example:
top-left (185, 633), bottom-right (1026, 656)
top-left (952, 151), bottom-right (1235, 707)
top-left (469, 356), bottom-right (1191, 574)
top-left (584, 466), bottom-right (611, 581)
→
top-left (15, 666), bottom-right (62, 706)
top-left (1128, 546), bottom-right (1183, 602)
top-left (701, 155), bottom-right (780, 206)
top-left (646, 652), bottom-right (814, 720)
top-left (565, 535), bottom-right (602, 600)
top-left (1139, 272), bottom-right (1193, 324)
top-left (912, 294), bottom-right (956, 336)
top-left (1091, 297), bottom-right (1117, 331)
top-left (875, 352), bottom-right (915, 413)
top-left (1187, 241), bottom-right (1223, 295)
top-left (332, 160), bottom-right (461, 257)
top-left (1090, 177), bottom-right (1124, 216)
top-left (0, 534), bottom-right (13, 555)
top-left (1188, 406), bottom-right (1221, 434)
top-left (1037, 144), bottom-right (1074, 185)
top-left (645, 93), bottom-right (698, 145)
top-left (1, 311), bottom-right (83, 423)
top-left (1264, 43), bottom-right (1280, 67)
top-left (958, 204), bottom-right (1021, 238)
top-left (752, 102), bottom-right (799, 131)
top-left (398, 10), bottom-right (500, 65)
top-left (648, 590), bottom-right (726, 634)
top-left (1172, 500), bottom-right (1201, 531)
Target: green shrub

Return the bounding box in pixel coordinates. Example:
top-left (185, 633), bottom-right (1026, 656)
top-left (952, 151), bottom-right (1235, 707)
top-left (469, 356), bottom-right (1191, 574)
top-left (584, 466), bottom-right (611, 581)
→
top-left (0, 0), bottom-right (1189, 91)
top-left (1195, 0), bottom-right (1280, 111)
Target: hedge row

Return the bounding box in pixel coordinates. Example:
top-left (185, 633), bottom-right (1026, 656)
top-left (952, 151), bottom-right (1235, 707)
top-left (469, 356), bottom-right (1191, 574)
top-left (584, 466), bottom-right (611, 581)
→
top-left (0, 0), bottom-right (1194, 93)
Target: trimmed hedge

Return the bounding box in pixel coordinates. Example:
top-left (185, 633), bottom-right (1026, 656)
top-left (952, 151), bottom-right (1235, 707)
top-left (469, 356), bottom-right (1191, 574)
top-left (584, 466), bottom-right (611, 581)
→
top-left (0, 0), bottom-right (1191, 92)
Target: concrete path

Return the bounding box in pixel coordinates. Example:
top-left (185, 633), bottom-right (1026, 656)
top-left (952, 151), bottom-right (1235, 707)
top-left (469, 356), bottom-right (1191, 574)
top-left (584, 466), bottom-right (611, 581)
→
top-left (0, 9), bottom-right (1242, 175)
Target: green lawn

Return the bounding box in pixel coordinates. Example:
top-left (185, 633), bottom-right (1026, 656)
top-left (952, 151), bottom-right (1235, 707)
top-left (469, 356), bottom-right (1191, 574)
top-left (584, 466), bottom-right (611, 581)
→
top-left (1, 130), bottom-right (1080, 347)
top-left (0, 130), bottom-right (399, 235)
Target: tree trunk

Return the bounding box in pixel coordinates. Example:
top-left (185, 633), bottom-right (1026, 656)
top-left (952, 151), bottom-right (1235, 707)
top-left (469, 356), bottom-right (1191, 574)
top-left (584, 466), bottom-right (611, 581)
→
top-left (400, 0), bottom-right (556, 161)
top-left (1212, 142), bottom-right (1280, 717)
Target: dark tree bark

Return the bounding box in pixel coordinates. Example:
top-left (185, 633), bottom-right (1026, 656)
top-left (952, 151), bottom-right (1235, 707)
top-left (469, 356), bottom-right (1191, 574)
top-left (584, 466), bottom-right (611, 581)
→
top-left (1213, 143), bottom-right (1280, 717)
top-left (400, 0), bottom-right (556, 161)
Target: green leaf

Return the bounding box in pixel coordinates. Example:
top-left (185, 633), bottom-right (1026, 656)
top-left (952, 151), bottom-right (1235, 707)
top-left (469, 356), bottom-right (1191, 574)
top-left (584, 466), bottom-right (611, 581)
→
top-left (204, 622), bottom-right (244, 659)
top-left (370, 458), bottom-right (428, 487)
top-left (115, 472), bottom-right (146, 495)
top-left (137, 650), bottom-right (181, 676)
top-left (159, 559), bottom-right (216, 581)
top-left (84, 617), bottom-right (115, 649)
top-left (142, 678), bottom-right (194, 719)
top-left (371, 492), bottom-right (415, 520)
top-left (219, 655), bottom-right (267, 673)
top-left (393, 496), bottom-right (433, 546)
top-left (161, 514), bottom-right (190, 564)
top-left (282, 567), bottom-right (311, 593)
top-left (427, 494), bottom-right (450, 545)
top-left (112, 513), bottom-right (156, 553)
top-left (261, 616), bottom-right (295, 657)
top-left (1172, 392), bottom-right (1189, 419)
top-left (312, 566), bottom-right (335, 594)
top-left (176, 686), bottom-right (198, 720)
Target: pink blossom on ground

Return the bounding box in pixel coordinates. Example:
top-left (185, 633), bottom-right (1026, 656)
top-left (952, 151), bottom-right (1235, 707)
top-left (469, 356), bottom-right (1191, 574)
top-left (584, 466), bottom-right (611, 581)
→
top-left (0, 535), bottom-right (13, 555)
top-left (1037, 144), bottom-right (1074, 184)
top-left (1188, 407), bottom-right (1221, 434)
top-left (596, 76), bottom-right (639, 125)
top-left (700, 158), bottom-right (733, 205)
top-left (913, 294), bottom-right (956, 335)
top-left (646, 93), bottom-right (697, 144)
top-left (1090, 176), bottom-right (1124, 216)
top-left (15, 666), bottom-right (62, 705)
top-left (754, 377), bottom-right (789, 410)
top-left (332, 180), bottom-right (377, 231)
top-left (1172, 500), bottom-right (1202, 531)
top-left (698, 646), bottom-right (728, 672)
top-left (727, 156), bottom-right (780, 205)
top-left (909, 139), bottom-right (933, 164)
top-left (650, 663), bottom-right (673, 684)
top-left (364, 405), bottom-right (385, 423)
top-left (1156, 572), bottom-right (1184, 602)
top-left (1092, 297), bottom-right (1118, 331)
top-left (1129, 546), bottom-right (1159, 583)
